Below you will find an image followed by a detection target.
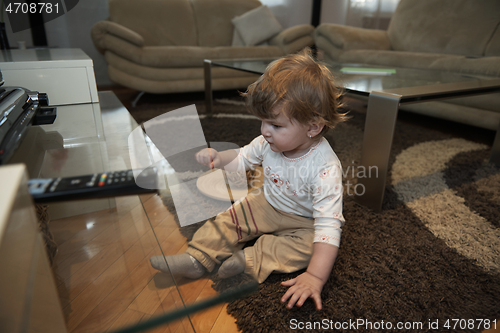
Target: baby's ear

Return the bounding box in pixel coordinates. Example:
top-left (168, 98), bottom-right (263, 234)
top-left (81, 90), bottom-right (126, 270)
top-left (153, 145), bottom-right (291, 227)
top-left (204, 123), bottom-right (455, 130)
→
top-left (308, 119), bottom-right (325, 137)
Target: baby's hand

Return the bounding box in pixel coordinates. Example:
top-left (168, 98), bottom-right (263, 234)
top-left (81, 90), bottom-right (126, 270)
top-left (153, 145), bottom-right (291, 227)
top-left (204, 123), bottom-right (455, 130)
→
top-left (281, 271), bottom-right (324, 310)
top-left (195, 148), bottom-right (220, 169)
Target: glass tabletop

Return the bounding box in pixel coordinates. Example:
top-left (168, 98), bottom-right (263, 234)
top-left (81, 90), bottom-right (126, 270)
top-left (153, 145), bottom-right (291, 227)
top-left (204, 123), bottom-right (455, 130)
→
top-left (6, 91), bottom-right (258, 332)
top-left (210, 58), bottom-right (499, 98)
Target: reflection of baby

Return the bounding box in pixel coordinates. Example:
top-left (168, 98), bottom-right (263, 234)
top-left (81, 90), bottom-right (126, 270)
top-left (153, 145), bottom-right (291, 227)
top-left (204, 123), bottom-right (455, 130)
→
top-left (151, 49), bottom-right (348, 310)
top-left (224, 170), bottom-right (251, 188)
top-left (48, 149), bottom-right (69, 172)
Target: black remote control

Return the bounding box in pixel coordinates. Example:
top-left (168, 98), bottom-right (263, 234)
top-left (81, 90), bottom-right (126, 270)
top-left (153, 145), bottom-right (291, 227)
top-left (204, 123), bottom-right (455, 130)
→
top-left (28, 168), bottom-right (159, 203)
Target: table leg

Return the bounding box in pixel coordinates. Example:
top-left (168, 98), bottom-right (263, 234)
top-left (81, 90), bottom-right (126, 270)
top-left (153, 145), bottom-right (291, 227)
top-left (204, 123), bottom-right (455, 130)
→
top-left (355, 91), bottom-right (402, 212)
top-left (204, 60), bottom-right (213, 115)
top-left (490, 120), bottom-right (500, 166)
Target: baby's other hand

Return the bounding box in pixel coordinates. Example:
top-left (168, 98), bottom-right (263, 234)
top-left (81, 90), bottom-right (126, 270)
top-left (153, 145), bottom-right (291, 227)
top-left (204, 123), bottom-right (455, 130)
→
top-left (195, 148), bottom-right (220, 169)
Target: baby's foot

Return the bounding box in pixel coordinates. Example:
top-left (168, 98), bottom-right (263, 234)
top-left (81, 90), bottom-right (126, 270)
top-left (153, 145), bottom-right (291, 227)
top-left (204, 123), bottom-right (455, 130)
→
top-left (218, 250), bottom-right (245, 279)
top-left (150, 253), bottom-right (205, 279)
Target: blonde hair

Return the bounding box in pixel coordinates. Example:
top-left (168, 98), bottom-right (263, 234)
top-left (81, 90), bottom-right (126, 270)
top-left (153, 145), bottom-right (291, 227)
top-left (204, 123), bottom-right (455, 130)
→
top-left (241, 48), bottom-right (347, 134)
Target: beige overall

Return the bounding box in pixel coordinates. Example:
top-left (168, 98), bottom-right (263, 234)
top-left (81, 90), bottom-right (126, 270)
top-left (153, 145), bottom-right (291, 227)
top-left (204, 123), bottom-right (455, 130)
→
top-left (186, 189), bottom-right (315, 283)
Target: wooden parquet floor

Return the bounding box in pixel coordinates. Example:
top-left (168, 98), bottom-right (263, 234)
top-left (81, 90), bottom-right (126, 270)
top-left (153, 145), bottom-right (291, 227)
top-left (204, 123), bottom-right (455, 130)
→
top-left (51, 193), bottom-right (240, 333)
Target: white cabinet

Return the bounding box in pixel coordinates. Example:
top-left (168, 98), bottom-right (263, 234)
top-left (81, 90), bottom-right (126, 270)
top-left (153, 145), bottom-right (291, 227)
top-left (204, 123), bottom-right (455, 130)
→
top-left (0, 48), bottom-right (99, 106)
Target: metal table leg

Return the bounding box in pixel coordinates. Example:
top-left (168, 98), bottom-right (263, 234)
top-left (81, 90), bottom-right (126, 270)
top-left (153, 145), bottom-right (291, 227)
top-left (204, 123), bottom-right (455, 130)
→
top-left (355, 91), bottom-right (402, 212)
top-left (131, 91), bottom-right (145, 108)
top-left (490, 120), bottom-right (500, 166)
top-left (204, 60), bottom-right (213, 115)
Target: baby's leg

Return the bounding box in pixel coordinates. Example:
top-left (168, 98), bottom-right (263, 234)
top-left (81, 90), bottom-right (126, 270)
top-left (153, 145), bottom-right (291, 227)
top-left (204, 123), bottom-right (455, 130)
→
top-left (151, 191), bottom-right (264, 279)
top-left (186, 190), bottom-right (268, 272)
top-left (244, 214), bottom-right (315, 283)
top-left (218, 250), bottom-right (245, 278)
top-left (150, 212), bottom-right (239, 279)
top-left (150, 253), bottom-right (205, 279)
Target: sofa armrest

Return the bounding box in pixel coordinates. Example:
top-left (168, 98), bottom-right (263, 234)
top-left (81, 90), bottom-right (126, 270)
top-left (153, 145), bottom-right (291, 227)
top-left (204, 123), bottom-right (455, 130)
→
top-left (269, 24), bottom-right (315, 54)
top-left (315, 23), bottom-right (391, 60)
top-left (91, 21), bottom-right (144, 53)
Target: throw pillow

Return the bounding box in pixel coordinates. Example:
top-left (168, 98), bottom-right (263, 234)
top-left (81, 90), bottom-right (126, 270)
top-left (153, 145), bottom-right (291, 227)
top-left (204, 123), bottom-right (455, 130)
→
top-left (231, 5), bottom-right (283, 47)
top-left (232, 29), bottom-right (245, 47)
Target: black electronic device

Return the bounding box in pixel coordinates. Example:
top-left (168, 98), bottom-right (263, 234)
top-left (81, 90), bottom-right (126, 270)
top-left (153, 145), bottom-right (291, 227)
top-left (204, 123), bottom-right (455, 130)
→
top-left (0, 84), bottom-right (57, 164)
top-left (28, 167), bottom-right (159, 203)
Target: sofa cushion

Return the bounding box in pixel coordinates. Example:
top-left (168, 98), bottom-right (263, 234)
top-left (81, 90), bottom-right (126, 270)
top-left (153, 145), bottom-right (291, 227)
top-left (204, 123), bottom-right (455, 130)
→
top-left (400, 102), bottom-right (500, 131)
top-left (190, 0), bottom-right (261, 47)
top-left (430, 56), bottom-right (500, 77)
top-left (106, 52), bottom-right (258, 81)
top-left (337, 49), bottom-right (500, 77)
top-left (108, 66), bottom-right (259, 93)
top-left (338, 50), bottom-right (456, 70)
top-left (109, 0), bottom-right (197, 46)
top-left (231, 5), bottom-right (283, 46)
top-left (388, 0), bottom-right (500, 57)
top-left (107, 45), bottom-right (284, 68)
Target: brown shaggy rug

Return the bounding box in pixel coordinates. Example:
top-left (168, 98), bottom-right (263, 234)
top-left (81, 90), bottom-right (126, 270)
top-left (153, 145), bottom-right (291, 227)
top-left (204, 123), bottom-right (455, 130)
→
top-left (125, 92), bottom-right (500, 333)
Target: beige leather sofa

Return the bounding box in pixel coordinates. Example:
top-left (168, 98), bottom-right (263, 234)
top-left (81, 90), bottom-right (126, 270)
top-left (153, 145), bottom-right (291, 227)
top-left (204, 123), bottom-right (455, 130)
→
top-left (315, 0), bottom-right (500, 130)
top-left (91, 0), bottom-right (314, 94)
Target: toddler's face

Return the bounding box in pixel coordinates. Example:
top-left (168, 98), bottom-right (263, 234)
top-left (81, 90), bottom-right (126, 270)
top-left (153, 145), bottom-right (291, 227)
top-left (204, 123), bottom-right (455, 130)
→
top-left (260, 105), bottom-right (312, 158)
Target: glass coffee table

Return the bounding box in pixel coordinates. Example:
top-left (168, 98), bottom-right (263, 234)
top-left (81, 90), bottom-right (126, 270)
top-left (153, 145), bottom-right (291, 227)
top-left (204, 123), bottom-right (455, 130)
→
top-left (204, 58), bottom-right (500, 211)
top-left (6, 91), bottom-right (257, 332)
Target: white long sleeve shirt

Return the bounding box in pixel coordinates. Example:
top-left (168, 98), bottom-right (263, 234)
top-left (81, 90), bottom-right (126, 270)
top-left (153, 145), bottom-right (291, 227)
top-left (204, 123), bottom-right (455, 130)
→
top-left (238, 135), bottom-right (345, 247)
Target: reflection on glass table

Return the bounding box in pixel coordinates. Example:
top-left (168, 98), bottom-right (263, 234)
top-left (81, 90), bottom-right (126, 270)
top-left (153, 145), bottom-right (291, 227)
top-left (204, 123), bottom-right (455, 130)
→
top-left (121, 104), bottom-right (260, 333)
top-left (6, 91), bottom-right (258, 333)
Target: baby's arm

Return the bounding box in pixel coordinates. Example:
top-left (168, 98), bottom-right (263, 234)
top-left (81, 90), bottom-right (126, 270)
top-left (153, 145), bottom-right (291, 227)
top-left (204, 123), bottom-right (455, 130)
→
top-left (197, 135), bottom-right (267, 171)
top-left (196, 148), bottom-right (239, 171)
top-left (281, 243), bottom-right (338, 310)
top-left (281, 163), bottom-right (343, 310)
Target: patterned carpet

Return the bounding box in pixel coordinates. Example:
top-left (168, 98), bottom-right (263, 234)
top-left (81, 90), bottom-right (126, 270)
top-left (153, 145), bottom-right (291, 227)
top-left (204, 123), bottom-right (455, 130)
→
top-left (125, 93), bottom-right (500, 333)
